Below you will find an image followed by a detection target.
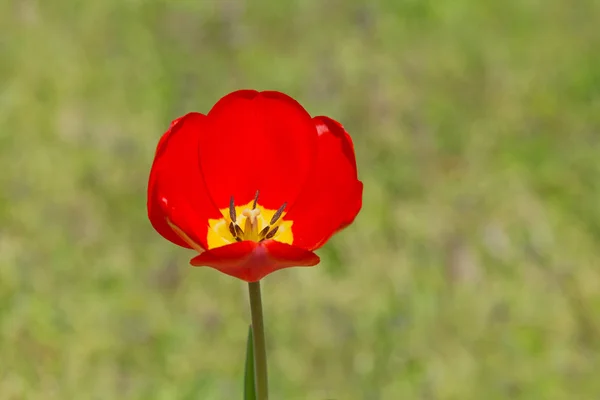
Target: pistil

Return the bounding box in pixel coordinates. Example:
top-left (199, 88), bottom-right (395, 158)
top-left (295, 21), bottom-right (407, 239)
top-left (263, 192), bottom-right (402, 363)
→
top-left (242, 208), bottom-right (261, 240)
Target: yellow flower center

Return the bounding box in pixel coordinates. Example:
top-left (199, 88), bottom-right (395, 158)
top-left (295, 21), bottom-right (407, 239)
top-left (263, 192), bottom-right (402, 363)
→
top-left (207, 191), bottom-right (293, 249)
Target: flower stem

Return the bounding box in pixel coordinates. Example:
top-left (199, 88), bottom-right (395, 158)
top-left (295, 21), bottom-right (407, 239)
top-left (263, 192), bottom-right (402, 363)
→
top-left (248, 281), bottom-right (268, 400)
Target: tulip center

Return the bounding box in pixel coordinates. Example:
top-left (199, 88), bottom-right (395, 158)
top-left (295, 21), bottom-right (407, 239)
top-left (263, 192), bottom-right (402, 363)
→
top-left (207, 190), bottom-right (294, 249)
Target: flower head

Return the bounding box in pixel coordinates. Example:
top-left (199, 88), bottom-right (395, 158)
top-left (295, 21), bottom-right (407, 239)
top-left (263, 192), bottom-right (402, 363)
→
top-left (147, 90), bottom-right (363, 282)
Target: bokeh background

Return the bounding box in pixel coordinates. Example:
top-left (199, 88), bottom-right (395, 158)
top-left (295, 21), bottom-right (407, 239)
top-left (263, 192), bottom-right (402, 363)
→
top-left (2, 0), bottom-right (600, 399)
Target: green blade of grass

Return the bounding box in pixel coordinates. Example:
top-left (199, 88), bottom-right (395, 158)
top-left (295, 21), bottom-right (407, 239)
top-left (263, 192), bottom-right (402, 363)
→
top-left (243, 325), bottom-right (256, 400)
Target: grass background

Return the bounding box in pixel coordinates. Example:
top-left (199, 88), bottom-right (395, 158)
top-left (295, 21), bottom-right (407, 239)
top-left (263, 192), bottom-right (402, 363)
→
top-left (2, 0), bottom-right (600, 398)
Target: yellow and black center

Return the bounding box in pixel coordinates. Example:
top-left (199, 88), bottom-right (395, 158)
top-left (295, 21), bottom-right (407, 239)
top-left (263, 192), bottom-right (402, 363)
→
top-left (207, 190), bottom-right (293, 249)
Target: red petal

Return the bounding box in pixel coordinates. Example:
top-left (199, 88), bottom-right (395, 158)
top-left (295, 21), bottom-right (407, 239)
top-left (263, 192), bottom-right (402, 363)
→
top-left (198, 90), bottom-right (318, 210)
top-left (147, 112), bottom-right (222, 250)
top-left (285, 116), bottom-right (363, 250)
top-left (190, 240), bottom-right (320, 282)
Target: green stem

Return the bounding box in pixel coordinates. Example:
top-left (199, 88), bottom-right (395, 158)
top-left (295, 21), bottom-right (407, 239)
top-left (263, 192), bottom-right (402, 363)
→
top-left (248, 281), bottom-right (268, 400)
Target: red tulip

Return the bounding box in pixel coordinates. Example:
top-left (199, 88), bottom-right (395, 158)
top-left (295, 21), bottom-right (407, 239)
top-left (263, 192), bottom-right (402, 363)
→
top-left (147, 90), bottom-right (363, 282)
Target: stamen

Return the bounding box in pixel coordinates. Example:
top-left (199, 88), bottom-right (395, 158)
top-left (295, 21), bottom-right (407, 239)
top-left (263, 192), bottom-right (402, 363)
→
top-left (229, 196), bottom-right (236, 223)
top-left (228, 222), bottom-right (236, 237)
top-left (270, 202), bottom-right (287, 225)
top-left (235, 224), bottom-right (244, 237)
top-left (265, 226), bottom-right (279, 239)
top-left (258, 226), bottom-right (270, 238)
top-left (219, 193), bottom-right (288, 244)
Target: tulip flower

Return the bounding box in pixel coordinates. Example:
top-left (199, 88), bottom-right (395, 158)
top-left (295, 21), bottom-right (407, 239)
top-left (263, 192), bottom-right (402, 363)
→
top-left (147, 90), bottom-right (363, 282)
top-left (147, 90), bottom-right (362, 400)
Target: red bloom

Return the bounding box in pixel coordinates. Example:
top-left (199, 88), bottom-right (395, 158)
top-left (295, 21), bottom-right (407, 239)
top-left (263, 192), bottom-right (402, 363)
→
top-left (147, 90), bottom-right (363, 282)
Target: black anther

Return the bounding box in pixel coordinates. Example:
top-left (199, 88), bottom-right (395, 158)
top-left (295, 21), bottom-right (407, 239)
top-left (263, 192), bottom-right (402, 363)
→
top-left (229, 196), bottom-right (237, 223)
top-left (265, 226), bottom-right (279, 239)
top-left (270, 202), bottom-right (287, 225)
top-left (234, 224), bottom-right (244, 237)
top-left (252, 190), bottom-right (260, 210)
top-left (258, 226), bottom-right (270, 238)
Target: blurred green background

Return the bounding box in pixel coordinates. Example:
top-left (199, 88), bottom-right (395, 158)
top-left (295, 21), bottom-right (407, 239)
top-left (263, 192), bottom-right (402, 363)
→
top-left (2, 0), bottom-right (600, 399)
